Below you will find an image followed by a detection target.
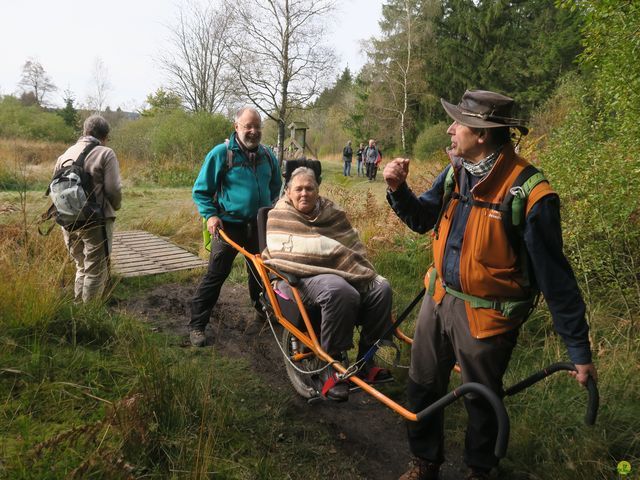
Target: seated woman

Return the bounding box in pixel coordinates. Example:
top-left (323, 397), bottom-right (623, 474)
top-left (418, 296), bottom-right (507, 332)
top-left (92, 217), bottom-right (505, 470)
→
top-left (262, 166), bottom-right (393, 401)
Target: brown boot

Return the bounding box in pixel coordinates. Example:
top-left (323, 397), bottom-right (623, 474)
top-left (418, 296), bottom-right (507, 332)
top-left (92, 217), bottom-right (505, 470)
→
top-left (399, 458), bottom-right (440, 480)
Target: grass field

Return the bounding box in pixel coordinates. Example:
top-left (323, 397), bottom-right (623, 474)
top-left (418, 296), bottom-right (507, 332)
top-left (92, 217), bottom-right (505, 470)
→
top-left (1, 138), bottom-right (638, 479)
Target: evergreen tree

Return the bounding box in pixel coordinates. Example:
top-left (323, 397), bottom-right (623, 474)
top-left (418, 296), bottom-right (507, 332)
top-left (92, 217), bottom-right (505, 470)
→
top-left (365, 0), bottom-right (431, 153)
top-left (57, 91), bottom-right (79, 132)
top-left (425, 0), bottom-right (581, 119)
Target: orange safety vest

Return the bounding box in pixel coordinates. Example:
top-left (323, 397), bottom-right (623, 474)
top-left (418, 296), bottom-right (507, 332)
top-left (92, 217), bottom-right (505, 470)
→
top-left (426, 144), bottom-right (556, 338)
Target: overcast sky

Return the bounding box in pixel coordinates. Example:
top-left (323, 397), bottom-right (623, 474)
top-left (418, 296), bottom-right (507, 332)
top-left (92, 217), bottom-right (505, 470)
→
top-left (1, 0), bottom-right (384, 111)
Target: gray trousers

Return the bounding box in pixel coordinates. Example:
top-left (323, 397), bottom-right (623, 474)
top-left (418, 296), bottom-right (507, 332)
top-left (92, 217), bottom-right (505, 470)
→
top-left (279, 274), bottom-right (393, 356)
top-left (63, 219), bottom-right (114, 303)
top-left (407, 293), bottom-right (518, 470)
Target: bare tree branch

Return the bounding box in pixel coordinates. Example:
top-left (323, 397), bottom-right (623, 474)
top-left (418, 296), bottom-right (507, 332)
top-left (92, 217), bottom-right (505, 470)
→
top-left (158, 0), bottom-right (233, 113)
top-left (226, 0), bottom-right (336, 162)
top-left (18, 58), bottom-right (57, 106)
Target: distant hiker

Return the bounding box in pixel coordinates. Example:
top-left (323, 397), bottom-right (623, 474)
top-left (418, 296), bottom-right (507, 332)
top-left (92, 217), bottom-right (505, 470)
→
top-left (53, 114), bottom-right (121, 303)
top-left (342, 140), bottom-right (353, 176)
top-left (189, 107), bottom-right (282, 347)
top-left (363, 139), bottom-right (382, 181)
top-left (356, 142), bottom-right (365, 177)
top-left (383, 90), bottom-right (597, 480)
top-left (263, 166), bottom-right (393, 401)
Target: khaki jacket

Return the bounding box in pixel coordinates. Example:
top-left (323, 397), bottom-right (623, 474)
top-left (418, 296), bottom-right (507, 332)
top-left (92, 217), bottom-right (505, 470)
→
top-left (55, 136), bottom-right (122, 219)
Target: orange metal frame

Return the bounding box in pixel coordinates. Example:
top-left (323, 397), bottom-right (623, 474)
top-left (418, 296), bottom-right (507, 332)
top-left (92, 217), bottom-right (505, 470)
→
top-left (216, 230), bottom-right (601, 460)
top-left (218, 229), bottom-right (423, 421)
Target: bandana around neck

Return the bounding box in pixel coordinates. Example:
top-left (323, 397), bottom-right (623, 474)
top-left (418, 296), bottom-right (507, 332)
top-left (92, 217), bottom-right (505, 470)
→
top-left (462, 146), bottom-right (503, 177)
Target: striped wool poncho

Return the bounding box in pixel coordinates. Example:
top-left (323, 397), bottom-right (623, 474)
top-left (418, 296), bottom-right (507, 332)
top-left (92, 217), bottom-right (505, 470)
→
top-left (262, 196), bottom-right (378, 290)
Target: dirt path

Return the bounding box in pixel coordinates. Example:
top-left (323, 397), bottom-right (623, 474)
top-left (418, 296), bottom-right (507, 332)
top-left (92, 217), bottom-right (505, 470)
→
top-left (117, 280), bottom-right (467, 480)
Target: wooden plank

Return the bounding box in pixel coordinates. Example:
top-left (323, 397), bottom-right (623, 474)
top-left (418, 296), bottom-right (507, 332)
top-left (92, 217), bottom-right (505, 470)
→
top-left (112, 250), bottom-right (198, 260)
top-left (111, 230), bottom-right (207, 278)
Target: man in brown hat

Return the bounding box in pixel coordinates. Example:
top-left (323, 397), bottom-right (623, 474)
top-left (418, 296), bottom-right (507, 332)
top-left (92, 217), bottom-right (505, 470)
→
top-left (383, 90), bottom-right (597, 480)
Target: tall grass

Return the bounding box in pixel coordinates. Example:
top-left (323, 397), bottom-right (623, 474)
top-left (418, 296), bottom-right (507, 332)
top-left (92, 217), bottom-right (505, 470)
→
top-left (0, 193), bottom-right (362, 479)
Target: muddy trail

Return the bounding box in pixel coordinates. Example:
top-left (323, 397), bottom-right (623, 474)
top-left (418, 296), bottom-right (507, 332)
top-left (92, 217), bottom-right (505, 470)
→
top-left (116, 280), bottom-right (467, 480)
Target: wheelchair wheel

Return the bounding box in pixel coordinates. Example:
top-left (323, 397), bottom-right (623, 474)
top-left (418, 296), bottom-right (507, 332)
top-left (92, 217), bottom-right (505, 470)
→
top-left (281, 329), bottom-right (324, 399)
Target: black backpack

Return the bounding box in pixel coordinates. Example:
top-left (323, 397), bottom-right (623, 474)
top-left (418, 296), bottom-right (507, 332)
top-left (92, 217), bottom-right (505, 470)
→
top-left (45, 140), bottom-right (104, 231)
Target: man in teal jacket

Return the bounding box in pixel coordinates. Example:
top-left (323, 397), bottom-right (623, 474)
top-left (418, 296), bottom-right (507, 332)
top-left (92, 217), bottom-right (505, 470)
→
top-left (189, 107), bottom-right (282, 347)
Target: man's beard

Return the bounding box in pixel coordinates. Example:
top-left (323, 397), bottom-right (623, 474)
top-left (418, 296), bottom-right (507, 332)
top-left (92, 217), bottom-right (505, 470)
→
top-left (239, 132), bottom-right (261, 150)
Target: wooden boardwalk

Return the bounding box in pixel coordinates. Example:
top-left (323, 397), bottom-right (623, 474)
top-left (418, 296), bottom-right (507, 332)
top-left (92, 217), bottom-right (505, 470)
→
top-left (111, 230), bottom-right (207, 278)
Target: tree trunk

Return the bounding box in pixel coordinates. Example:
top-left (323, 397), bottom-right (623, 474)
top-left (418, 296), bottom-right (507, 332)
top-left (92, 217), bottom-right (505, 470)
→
top-left (277, 118), bottom-right (286, 166)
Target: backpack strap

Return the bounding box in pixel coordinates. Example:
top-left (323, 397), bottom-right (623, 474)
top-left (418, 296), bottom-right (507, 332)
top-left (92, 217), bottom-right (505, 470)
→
top-left (433, 166), bottom-right (456, 239)
top-left (73, 140), bottom-right (100, 170)
top-left (511, 169), bottom-right (547, 227)
top-left (500, 164), bottom-right (548, 290)
top-left (225, 139), bottom-right (234, 171)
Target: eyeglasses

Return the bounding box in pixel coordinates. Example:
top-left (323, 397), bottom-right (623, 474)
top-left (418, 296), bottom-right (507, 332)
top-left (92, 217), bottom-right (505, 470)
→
top-left (237, 122), bottom-right (263, 131)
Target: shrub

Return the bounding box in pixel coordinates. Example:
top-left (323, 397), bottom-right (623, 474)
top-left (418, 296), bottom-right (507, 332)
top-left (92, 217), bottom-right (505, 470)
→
top-left (111, 110), bottom-right (231, 187)
top-left (112, 110), bottom-right (231, 162)
top-left (412, 122), bottom-right (449, 160)
top-left (537, 75), bottom-right (640, 317)
top-left (0, 96), bottom-right (75, 143)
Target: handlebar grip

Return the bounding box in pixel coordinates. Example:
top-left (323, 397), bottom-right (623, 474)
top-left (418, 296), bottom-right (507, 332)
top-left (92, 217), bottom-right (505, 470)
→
top-left (585, 375), bottom-right (599, 426)
top-left (504, 362), bottom-right (599, 425)
top-left (415, 382), bottom-right (510, 459)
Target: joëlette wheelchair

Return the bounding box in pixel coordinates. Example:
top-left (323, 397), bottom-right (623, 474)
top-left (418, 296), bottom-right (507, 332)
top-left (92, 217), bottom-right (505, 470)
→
top-left (216, 158), bottom-right (598, 460)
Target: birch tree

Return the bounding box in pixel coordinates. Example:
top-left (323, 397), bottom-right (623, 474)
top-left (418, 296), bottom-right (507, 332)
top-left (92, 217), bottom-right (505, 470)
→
top-left (367, 0), bottom-right (430, 154)
top-left (86, 57), bottom-right (112, 113)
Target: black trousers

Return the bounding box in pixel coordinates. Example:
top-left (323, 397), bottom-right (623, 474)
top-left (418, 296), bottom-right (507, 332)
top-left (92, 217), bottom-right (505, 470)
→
top-left (406, 294), bottom-right (519, 470)
top-left (189, 221), bottom-right (261, 331)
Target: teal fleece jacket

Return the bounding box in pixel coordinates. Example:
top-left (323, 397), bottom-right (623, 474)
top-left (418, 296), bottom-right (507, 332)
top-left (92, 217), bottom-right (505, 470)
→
top-left (192, 133), bottom-right (282, 223)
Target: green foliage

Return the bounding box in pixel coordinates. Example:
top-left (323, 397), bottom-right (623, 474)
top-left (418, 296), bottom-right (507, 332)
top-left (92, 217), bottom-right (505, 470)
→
top-left (426, 0), bottom-right (582, 119)
top-left (343, 75), bottom-right (372, 145)
top-left (569, 0), bottom-right (640, 126)
top-left (141, 87), bottom-right (184, 117)
top-left (111, 109), bottom-right (231, 186)
top-left (0, 96), bottom-right (75, 143)
top-left (412, 122), bottom-right (449, 160)
top-left (113, 109), bottom-right (230, 160)
top-left (313, 68), bottom-right (353, 109)
top-left (536, 0), bottom-right (640, 317)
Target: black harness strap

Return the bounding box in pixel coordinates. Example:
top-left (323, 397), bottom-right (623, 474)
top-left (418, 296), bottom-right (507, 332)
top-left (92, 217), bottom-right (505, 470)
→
top-left (451, 192), bottom-right (506, 212)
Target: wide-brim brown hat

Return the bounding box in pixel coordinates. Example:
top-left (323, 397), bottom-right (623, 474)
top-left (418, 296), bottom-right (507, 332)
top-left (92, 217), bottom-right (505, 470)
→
top-left (441, 89), bottom-right (529, 135)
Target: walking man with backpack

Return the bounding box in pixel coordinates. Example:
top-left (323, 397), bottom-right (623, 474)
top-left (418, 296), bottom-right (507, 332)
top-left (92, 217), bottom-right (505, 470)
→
top-left (189, 107), bottom-right (282, 347)
top-left (54, 114), bottom-right (122, 303)
top-left (383, 90), bottom-right (597, 480)
top-left (364, 139), bottom-right (382, 181)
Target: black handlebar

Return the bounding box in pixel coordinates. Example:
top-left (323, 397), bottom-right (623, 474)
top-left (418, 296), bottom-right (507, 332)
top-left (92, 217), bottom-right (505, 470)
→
top-left (504, 362), bottom-right (599, 426)
top-left (416, 382), bottom-right (510, 458)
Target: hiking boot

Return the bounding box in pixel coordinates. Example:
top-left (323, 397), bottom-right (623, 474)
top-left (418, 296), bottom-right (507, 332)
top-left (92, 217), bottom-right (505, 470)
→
top-left (398, 458), bottom-right (440, 480)
top-left (466, 468), bottom-right (491, 480)
top-left (189, 329), bottom-right (206, 347)
top-left (244, 309), bottom-right (267, 335)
